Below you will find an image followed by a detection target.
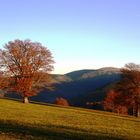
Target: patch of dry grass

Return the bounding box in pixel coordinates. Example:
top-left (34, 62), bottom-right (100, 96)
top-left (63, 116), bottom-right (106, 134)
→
top-left (0, 98), bottom-right (140, 140)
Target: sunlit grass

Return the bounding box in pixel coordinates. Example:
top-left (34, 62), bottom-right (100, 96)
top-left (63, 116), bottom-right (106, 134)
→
top-left (0, 98), bottom-right (140, 140)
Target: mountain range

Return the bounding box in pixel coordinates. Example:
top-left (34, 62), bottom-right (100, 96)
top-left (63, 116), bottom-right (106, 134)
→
top-left (6, 67), bottom-right (121, 109)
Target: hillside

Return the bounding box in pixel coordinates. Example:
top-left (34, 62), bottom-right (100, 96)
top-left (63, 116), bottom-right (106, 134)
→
top-left (31, 67), bottom-right (121, 106)
top-left (0, 98), bottom-right (140, 140)
top-left (5, 67), bottom-right (121, 108)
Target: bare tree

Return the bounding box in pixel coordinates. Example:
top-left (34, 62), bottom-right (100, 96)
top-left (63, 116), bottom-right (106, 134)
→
top-left (0, 39), bottom-right (54, 103)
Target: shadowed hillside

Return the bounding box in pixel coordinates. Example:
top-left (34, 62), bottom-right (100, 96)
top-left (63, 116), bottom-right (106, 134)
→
top-left (6, 67), bottom-right (121, 108)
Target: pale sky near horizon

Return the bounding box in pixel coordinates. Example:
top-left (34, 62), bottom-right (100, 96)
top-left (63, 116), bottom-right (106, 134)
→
top-left (0, 0), bottom-right (140, 74)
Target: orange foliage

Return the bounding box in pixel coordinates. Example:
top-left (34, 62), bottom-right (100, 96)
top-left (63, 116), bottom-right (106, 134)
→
top-left (104, 63), bottom-right (140, 117)
top-left (54, 97), bottom-right (69, 106)
top-left (103, 90), bottom-right (128, 115)
top-left (0, 39), bottom-right (54, 100)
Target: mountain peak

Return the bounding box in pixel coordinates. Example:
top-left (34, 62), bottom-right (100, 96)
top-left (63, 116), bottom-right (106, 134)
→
top-left (65, 67), bottom-right (120, 81)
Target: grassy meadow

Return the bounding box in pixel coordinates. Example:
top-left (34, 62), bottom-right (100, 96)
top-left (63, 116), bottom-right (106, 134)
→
top-left (0, 98), bottom-right (140, 140)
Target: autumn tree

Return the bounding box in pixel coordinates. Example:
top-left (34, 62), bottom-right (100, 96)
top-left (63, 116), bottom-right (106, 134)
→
top-left (0, 72), bottom-right (9, 90)
top-left (116, 63), bottom-right (140, 117)
top-left (103, 90), bottom-right (118, 112)
top-left (103, 90), bottom-right (128, 115)
top-left (0, 39), bottom-right (54, 103)
top-left (104, 63), bottom-right (140, 117)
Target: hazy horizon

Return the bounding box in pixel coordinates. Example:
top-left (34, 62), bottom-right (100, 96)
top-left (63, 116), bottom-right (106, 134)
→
top-left (1, 0), bottom-right (140, 74)
top-left (52, 66), bottom-right (121, 75)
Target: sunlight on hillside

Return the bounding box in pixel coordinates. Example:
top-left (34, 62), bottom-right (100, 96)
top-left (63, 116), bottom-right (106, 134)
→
top-left (0, 98), bottom-right (140, 140)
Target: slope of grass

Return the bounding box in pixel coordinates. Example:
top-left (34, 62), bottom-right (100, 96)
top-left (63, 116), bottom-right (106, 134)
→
top-left (0, 98), bottom-right (140, 140)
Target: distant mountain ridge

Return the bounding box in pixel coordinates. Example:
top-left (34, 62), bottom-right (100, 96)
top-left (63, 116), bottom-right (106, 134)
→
top-left (65, 67), bottom-right (120, 81)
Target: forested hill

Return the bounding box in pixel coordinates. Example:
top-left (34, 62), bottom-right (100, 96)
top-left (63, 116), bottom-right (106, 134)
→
top-left (6, 67), bottom-right (121, 108)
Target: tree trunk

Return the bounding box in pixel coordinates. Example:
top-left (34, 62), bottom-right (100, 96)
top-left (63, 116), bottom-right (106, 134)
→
top-left (23, 96), bottom-right (29, 103)
top-left (138, 104), bottom-right (140, 117)
top-left (133, 103), bottom-right (139, 117)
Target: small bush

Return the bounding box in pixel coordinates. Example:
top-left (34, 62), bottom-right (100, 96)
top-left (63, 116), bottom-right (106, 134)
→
top-left (54, 97), bottom-right (69, 106)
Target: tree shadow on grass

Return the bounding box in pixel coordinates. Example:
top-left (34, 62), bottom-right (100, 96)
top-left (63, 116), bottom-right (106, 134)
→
top-left (0, 120), bottom-right (124, 140)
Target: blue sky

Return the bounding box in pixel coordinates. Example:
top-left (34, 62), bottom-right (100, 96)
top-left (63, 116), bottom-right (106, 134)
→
top-left (0, 0), bottom-right (140, 74)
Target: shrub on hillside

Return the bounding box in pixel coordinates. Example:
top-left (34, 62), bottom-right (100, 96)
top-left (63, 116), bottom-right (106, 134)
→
top-left (54, 97), bottom-right (69, 106)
